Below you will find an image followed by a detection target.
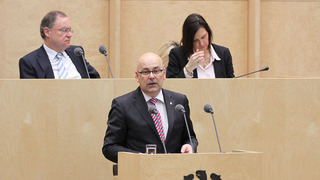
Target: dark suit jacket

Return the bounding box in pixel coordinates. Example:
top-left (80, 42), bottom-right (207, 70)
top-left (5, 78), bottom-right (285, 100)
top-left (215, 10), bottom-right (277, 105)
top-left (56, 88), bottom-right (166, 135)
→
top-left (19, 45), bottom-right (100, 78)
top-left (166, 43), bottom-right (235, 78)
top-left (102, 87), bottom-right (198, 163)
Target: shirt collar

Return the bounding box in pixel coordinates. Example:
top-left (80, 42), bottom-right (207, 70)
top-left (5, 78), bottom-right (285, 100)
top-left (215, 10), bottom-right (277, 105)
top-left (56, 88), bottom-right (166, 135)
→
top-left (141, 89), bottom-right (164, 103)
top-left (43, 43), bottom-right (67, 60)
top-left (210, 44), bottom-right (221, 61)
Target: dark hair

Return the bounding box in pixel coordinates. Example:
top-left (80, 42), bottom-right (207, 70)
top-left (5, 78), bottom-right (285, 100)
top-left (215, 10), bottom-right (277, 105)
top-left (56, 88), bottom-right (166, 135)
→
top-left (180, 13), bottom-right (212, 57)
top-left (40, 10), bottom-right (67, 39)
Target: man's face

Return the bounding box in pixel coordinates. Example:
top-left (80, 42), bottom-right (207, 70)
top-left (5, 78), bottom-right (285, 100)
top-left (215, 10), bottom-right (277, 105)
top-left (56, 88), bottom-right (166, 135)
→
top-left (193, 27), bottom-right (209, 51)
top-left (135, 53), bottom-right (166, 97)
top-left (45, 15), bottom-right (72, 52)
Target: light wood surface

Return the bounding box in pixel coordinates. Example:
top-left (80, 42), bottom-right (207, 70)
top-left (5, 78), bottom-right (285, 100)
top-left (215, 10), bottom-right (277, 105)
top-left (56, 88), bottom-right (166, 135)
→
top-left (1, 79), bottom-right (320, 179)
top-left (118, 151), bottom-right (263, 180)
top-left (1, 0), bottom-right (319, 79)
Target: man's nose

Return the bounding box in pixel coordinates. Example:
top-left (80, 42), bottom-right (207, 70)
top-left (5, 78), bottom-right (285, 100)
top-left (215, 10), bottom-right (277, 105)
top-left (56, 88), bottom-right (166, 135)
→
top-left (148, 72), bottom-right (156, 78)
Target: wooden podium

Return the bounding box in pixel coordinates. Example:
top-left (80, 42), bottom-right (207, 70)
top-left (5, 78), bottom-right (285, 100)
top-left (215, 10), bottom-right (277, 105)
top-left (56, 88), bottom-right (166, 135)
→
top-left (117, 150), bottom-right (263, 180)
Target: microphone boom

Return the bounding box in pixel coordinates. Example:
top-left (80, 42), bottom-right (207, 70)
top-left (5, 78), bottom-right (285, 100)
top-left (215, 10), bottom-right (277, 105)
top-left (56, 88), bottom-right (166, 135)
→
top-left (99, 45), bottom-right (114, 78)
top-left (175, 104), bottom-right (194, 152)
top-left (235, 66), bottom-right (269, 78)
top-left (74, 47), bottom-right (90, 79)
top-left (204, 104), bottom-right (222, 153)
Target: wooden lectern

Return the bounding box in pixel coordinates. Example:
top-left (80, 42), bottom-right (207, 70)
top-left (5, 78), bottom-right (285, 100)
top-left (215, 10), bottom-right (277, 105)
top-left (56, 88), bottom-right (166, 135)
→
top-left (117, 150), bottom-right (263, 180)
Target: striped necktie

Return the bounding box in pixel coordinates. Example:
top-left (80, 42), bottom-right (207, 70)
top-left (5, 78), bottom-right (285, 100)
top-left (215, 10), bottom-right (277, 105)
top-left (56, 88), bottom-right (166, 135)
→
top-left (56, 53), bottom-right (68, 79)
top-left (149, 98), bottom-right (165, 143)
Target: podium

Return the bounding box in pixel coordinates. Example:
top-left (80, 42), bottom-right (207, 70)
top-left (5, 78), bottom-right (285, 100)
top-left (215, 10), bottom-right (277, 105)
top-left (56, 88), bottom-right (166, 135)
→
top-left (117, 150), bottom-right (263, 180)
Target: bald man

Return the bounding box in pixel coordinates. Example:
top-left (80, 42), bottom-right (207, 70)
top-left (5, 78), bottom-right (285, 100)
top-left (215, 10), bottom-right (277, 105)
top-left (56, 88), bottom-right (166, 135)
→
top-left (102, 52), bottom-right (198, 163)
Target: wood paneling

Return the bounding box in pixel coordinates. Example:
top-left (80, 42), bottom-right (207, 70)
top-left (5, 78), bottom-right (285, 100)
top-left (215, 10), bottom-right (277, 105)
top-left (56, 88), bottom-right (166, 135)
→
top-left (261, 1), bottom-right (320, 77)
top-left (1, 79), bottom-right (320, 179)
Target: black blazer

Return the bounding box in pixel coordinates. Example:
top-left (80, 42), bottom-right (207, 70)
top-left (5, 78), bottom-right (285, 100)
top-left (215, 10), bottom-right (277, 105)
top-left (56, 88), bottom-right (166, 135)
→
top-left (19, 45), bottom-right (100, 79)
top-left (102, 87), bottom-right (198, 163)
top-left (166, 43), bottom-right (235, 78)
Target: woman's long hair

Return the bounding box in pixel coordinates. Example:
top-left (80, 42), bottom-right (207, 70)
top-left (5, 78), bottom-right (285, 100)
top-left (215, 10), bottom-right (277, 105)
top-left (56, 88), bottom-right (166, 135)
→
top-left (180, 13), bottom-right (212, 57)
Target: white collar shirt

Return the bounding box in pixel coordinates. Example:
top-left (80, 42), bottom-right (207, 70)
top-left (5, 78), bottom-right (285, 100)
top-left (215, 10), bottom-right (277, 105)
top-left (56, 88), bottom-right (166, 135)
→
top-left (43, 43), bottom-right (81, 79)
top-left (196, 44), bottom-right (221, 79)
top-left (141, 89), bottom-right (168, 138)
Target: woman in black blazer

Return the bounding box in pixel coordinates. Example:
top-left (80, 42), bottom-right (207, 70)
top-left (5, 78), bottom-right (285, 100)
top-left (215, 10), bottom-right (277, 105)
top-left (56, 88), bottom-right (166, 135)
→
top-left (166, 13), bottom-right (235, 78)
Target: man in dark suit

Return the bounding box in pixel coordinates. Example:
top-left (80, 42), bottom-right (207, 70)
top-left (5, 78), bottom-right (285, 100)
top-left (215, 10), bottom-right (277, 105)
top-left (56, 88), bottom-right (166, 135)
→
top-left (19, 10), bottom-right (99, 79)
top-left (102, 52), bottom-right (198, 163)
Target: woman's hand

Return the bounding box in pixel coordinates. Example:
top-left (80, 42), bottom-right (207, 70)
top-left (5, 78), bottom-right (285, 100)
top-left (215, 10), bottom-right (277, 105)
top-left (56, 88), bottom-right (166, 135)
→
top-left (185, 49), bottom-right (205, 72)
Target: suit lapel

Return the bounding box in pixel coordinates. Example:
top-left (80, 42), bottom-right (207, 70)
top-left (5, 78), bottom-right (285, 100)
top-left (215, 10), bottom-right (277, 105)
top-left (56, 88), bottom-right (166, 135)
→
top-left (37, 46), bottom-right (54, 78)
top-left (193, 69), bottom-right (198, 78)
top-left (162, 89), bottom-right (175, 141)
top-left (65, 47), bottom-right (87, 78)
top-left (212, 44), bottom-right (223, 78)
top-left (132, 88), bottom-right (160, 138)
top-left (213, 59), bottom-right (224, 78)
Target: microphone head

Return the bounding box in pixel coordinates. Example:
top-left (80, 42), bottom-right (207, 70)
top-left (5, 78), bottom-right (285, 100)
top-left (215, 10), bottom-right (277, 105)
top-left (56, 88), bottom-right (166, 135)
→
top-left (204, 104), bottom-right (214, 114)
top-left (148, 105), bottom-right (158, 114)
top-left (99, 45), bottom-right (107, 55)
top-left (263, 66), bottom-right (269, 71)
top-left (74, 47), bottom-right (84, 56)
top-left (175, 104), bottom-right (185, 114)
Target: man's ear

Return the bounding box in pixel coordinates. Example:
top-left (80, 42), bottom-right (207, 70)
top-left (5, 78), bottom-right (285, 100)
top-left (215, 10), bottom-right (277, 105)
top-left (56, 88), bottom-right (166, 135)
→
top-left (43, 27), bottom-right (51, 38)
top-left (135, 71), bottom-right (139, 83)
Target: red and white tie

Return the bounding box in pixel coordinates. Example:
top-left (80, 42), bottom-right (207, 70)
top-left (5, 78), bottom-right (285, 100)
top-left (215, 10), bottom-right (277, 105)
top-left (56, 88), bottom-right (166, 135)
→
top-left (149, 98), bottom-right (165, 143)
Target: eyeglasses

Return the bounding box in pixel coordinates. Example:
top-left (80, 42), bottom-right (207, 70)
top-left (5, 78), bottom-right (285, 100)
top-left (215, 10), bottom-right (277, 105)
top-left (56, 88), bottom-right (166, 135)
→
top-left (137, 69), bottom-right (164, 76)
top-left (53, 28), bottom-right (74, 34)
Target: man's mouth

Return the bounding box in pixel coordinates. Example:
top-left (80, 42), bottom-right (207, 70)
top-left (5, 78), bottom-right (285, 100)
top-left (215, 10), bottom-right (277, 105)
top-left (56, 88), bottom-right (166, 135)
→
top-left (148, 82), bottom-right (157, 86)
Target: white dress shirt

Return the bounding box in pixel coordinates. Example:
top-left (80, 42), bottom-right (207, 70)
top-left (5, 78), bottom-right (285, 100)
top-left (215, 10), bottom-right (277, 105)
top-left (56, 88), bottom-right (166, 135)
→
top-left (142, 89), bottom-right (168, 138)
top-left (43, 43), bottom-right (81, 79)
top-left (185, 44), bottom-right (221, 79)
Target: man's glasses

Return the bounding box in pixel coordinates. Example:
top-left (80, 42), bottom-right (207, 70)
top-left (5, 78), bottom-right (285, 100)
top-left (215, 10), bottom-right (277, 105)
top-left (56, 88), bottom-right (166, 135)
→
top-left (53, 28), bottom-right (74, 34)
top-left (137, 69), bottom-right (164, 76)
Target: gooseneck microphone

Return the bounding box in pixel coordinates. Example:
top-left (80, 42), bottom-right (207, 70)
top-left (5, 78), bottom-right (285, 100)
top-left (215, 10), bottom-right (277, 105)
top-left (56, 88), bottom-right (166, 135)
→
top-left (148, 105), bottom-right (158, 114)
top-left (147, 104), bottom-right (167, 154)
top-left (74, 47), bottom-right (90, 79)
top-left (175, 104), bottom-right (194, 152)
top-left (235, 66), bottom-right (269, 78)
top-left (99, 45), bottom-right (114, 78)
top-left (204, 104), bottom-right (222, 153)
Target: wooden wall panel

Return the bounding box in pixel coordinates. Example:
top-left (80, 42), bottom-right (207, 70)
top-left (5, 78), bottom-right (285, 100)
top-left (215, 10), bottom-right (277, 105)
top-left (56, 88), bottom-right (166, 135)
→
top-left (1, 79), bottom-right (320, 179)
top-left (261, 1), bottom-right (320, 77)
top-left (1, 0), bottom-right (320, 79)
top-left (0, 80), bottom-right (114, 180)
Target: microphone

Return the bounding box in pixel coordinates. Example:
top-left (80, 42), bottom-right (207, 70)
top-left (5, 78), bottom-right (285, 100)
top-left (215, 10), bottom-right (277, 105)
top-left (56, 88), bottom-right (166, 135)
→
top-left (204, 104), bottom-right (213, 114)
top-left (235, 66), bottom-right (269, 78)
top-left (74, 47), bottom-right (90, 79)
top-left (148, 105), bottom-right (158, 114)
top-left (203, 104), bottom-right (222, 153)
top-left (175, 104), bottom-right (194, 152)
top-left (99, 45), bottom-right (114, 78)
top-left (147, 104), bottom-right (167, 154)
top-left (175, 104), bottom-right (186, 113)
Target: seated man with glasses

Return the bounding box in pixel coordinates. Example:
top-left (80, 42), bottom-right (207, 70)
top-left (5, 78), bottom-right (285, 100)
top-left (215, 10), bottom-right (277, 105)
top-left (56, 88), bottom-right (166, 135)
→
top-left (102, 52), bottom-right (198, 163)
top-left (19, 10), bottom-right (100, 79)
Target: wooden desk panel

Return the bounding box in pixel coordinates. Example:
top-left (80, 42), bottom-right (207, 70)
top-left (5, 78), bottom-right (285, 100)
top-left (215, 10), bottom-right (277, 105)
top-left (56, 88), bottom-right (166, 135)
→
top-left (0, 79), bottom-right (320, 179)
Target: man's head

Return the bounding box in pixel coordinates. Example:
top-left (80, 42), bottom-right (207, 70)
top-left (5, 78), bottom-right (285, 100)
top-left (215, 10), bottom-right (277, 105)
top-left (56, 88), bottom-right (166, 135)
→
top-left (135, 52), bottom-right (166, 97)
top-left (40, 10), bottom-right (72, 52)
